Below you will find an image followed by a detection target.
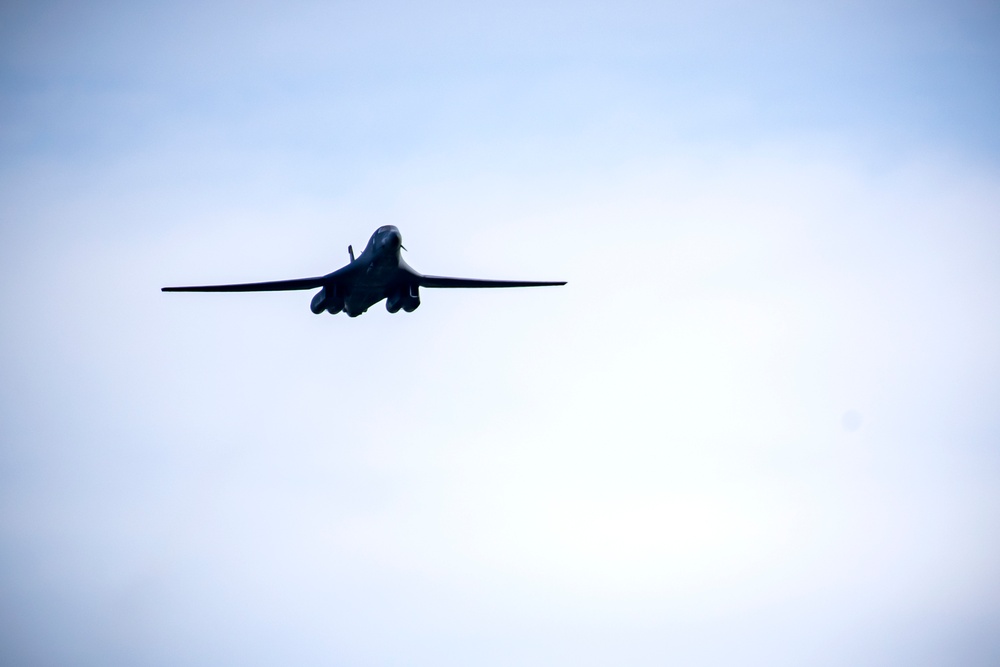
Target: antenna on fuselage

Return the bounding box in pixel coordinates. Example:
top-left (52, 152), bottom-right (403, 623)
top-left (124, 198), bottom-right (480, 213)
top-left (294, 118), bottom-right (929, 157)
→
top-left (348, 245), bottom-right (355, 262)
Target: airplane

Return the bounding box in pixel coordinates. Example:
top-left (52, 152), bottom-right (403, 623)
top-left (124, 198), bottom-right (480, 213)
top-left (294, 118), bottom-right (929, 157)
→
top-left (162, 225), bottom-right (566, 317)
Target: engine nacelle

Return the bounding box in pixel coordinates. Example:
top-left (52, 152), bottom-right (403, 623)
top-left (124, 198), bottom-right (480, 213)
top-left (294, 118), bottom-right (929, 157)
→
top-left (310, 287), bottom-right (344, 315)
top-left (310, 289), bottom-right (327, 314)
top-left (386, 293), bottom-right (403, 313)
top-left (386, 285), bottom-right (420, 313)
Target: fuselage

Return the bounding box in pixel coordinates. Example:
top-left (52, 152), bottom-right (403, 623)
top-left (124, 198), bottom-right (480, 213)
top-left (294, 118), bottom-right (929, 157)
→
top-left (316, 225), bottom-right (418, 317)
top-left (347, 225), bottom-right (401, 314)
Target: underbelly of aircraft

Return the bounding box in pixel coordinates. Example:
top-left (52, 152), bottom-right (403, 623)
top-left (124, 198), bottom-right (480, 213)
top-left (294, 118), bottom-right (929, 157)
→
top-left (343, 286), bottom-right (385, 316)
top-left (342, 262), bottom-right (401, 315)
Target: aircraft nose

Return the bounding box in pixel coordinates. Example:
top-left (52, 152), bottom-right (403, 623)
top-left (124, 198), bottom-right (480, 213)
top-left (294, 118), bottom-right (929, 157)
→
top-left (382, 228), bottom-right (402, 248)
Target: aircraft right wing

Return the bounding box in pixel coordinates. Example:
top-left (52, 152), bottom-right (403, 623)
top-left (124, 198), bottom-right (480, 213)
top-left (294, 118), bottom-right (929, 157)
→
top-left (162, 259), bottom-right (364, 293)
top-left (162, 276), bottom-right (327, 292)
top-left (416, 275), bottom-right (567, 289)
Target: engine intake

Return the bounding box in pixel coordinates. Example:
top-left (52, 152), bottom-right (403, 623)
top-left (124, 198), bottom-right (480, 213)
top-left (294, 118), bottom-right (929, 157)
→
top-left (311, 287), bottom-right (344, 314)
top-left (386, 285), bottom-right (420, 313)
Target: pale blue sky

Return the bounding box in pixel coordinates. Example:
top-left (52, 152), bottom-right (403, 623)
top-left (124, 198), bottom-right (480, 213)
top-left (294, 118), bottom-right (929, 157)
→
top-left (1, 2), bottom-right (999, 666)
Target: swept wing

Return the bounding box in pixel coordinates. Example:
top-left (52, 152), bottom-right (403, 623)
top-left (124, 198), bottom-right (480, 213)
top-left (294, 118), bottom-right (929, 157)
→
top-left (162, 261), bottom-right (363, 293)
top-left (162, 277), bottom-right (327, 292)
top-left (416, 275), bottom-right (566, 288)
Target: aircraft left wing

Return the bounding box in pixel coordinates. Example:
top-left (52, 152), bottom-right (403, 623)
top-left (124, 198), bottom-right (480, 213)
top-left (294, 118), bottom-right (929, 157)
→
top-left (416, 275), bottom-right (566, 289)
top-left (162, 276), bottom-right (327, 292)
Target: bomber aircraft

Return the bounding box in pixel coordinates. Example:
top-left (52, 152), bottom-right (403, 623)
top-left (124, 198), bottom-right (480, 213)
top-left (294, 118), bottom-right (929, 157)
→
top-left (162, 225), bottom-right (566, 317)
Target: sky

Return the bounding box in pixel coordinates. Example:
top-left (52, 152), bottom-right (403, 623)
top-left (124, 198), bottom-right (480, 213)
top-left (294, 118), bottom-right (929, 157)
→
top-left (1, 1), bottom-right (999, 665)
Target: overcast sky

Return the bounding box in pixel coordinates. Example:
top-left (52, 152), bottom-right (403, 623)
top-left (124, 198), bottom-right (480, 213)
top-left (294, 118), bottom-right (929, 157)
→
top-left (1, 2), bottom-right (999, 665)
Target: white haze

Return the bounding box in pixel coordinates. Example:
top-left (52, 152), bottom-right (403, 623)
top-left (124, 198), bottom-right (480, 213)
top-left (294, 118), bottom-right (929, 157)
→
top-left (1, 1), bottom-right (999, 665)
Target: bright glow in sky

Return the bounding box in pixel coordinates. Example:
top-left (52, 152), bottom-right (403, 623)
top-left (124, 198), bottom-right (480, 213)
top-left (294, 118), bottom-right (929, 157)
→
top-left (1, 1), bottom-right (999, 665)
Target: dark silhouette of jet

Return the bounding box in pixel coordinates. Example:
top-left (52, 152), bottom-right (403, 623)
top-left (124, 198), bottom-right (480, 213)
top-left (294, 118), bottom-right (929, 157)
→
top-left (162, 226), bottom-right (566, 317)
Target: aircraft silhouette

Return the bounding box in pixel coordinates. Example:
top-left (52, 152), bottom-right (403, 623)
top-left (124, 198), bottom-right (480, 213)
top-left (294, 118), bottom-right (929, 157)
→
top-left (162, 226), bottom-right (566, 317)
